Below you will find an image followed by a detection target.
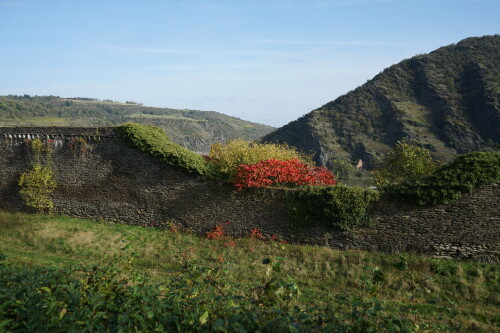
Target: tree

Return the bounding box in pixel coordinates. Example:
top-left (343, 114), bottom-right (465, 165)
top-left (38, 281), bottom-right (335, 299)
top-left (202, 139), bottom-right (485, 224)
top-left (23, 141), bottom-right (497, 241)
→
top-left (330, 158), bottom-right (355, 180)
top-left (372, 139), bottom-right (437, 187)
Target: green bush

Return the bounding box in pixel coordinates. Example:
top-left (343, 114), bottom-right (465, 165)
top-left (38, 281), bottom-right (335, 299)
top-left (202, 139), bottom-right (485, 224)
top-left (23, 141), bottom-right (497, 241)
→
top-left (385, 151), bottom-right (500, 205)
top-left (0, 256), bottom-right (417, 332)
top-left (18, 165), bottom-right (56, 213)
top-left (372, 138), bottom-right (437, 187)
top-left (330, 158), bottom-right (355, 180)
top-left (285, 185), bottom-right (380, 230)
top-left (116, 122), bottom-right (211, 176)
top-left (18, 139), bottom-right (56, 213)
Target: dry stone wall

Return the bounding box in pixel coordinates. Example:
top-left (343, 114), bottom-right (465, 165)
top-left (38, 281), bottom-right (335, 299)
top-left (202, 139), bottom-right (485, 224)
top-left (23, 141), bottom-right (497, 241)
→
top-left (0, 127), bottom-right (498, 261)
top-left (0, 127), bottom-right (290, 237)
top-left (300, 184), bottom-right (500, 262)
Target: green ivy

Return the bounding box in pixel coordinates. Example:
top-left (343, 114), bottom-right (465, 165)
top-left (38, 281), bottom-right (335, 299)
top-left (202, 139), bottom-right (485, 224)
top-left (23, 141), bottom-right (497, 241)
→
top-left (385, 151), bottom-right (500, 205)
top-left (116, 122), bottom-right (212, 177)
top-left (18, 139), bottom-right (56, 213)
top-left (19, 165), bottom-right (56, 213)
top-left (285, 185), bottom-right (380, 230)
top-left (30, 137), bottom-right (53, 163)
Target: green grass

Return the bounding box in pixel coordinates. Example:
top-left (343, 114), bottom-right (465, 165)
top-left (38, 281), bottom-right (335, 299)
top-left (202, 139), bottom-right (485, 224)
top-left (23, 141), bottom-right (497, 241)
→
top-left (0, 116), bottom-right (98, 127)
top-left (392, 101), bottom-right (458, 161)
top-left (1, 116), bottom-right (71, 126)
top-left (126, 113), bottom-right (201, 121)
top-left (0, 209), bottom-right (498, 331)
top-left (1, 116), bottom-right (68, 123)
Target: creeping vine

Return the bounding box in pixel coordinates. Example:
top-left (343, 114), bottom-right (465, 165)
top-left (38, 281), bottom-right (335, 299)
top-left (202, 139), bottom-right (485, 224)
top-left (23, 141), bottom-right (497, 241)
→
top-left (18, 138), bottom-right (56, 213)
top-left (68, 137), bottom-right (92, 158)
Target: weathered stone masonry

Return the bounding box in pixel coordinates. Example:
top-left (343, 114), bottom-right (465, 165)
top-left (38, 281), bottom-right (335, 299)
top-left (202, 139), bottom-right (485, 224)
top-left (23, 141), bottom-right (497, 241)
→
top-left (0, 127), bottom-right (498, 262)
top-left (0, 127), bottom-right (290, 236)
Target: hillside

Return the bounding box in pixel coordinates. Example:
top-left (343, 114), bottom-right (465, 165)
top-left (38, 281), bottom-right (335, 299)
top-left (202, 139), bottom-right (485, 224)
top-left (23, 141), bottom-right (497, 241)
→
top-left (263, 35), bottom-right (500, 169)
top-left (0, 96), bottom-right (274, 152)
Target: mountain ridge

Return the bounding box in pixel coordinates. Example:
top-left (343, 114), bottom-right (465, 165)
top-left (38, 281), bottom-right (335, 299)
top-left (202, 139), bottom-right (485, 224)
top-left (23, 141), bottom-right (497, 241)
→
top-left (262, 35), bottom-right (500, 169)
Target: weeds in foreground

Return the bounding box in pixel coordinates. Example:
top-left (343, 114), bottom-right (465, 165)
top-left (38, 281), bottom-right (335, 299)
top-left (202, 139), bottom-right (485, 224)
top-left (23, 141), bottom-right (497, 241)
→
top-left (0, 253), bottom-right (422, 332)
top-left (0, 210), bottom-right (498, 331)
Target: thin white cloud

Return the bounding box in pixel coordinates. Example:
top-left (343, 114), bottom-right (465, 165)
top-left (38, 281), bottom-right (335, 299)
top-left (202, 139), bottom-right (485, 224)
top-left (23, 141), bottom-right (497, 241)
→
top-left (251, 39), bottom-right (404, 47)
top-left (92, 43), bottom-right (195, 55)
top-left (213, 19), bottom-right (245, 27)
top-left (143, 62), bottom-right (270, 72)
top-left (92, 43), bottom-right (290, 58)
top-left (0, 1), bottom-right (25, 7)
top-left (269, 0), bottom-right (486, 8)
top-left (267, 0), bottom-right (398, 10)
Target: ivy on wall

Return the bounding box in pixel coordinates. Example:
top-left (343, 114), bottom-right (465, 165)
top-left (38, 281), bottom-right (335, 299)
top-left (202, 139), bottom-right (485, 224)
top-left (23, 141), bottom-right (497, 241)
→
top-left (384, 151), bottom-right (500, 205)
top-left (18, 139), bottom-right (56, 213)
top-left (116, 122), bottom-right (211, 176)
top-left (285, 185), bottom-right (380, 231)
top-left (68, 137), bottom-right (92, 158)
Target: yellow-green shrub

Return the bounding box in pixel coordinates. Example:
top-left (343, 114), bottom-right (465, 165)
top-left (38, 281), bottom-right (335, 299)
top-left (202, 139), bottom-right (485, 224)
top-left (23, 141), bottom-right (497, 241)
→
top-left (19, 165), bottom-right (56, 213)
top-left (18, 138), bottom-right (56, 213)
top-left (207, 138), bottom-right (308, 178)
top-left (372, 139), bottom-right (437, 187)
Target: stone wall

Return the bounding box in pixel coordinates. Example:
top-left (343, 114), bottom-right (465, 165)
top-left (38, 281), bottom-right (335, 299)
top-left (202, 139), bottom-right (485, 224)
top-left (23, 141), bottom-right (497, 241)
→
top-left (300, 184), bottom-right (500, 262)
top-left (0, 127), bottom-right (290, 237)
top-left (0, 127), bottom-right (498, 261)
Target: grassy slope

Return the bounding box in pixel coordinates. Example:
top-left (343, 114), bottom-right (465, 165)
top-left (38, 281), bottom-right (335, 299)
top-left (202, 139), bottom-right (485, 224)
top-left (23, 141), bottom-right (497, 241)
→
top-left (0, 210), bottom-right (498, 331)
top-left (0, 96), bottom-right (275, 151)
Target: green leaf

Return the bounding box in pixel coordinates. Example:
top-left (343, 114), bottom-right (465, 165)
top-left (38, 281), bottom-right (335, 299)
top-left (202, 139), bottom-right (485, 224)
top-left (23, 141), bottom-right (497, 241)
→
top-left (0, 319), bottom-right (13, 330)
top-left (199, 310), bottom-right (209, 325)
top-left (59, 308), bottom-right (67, 320)
top-left (39, 286), bottom-right (51, 294)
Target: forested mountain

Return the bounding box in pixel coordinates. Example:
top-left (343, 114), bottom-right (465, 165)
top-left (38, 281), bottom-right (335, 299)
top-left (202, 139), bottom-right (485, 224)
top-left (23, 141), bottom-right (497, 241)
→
top-left (262, 35), bottom-right (500, 169)
top-left (0, 96), bottom-right (274, 152)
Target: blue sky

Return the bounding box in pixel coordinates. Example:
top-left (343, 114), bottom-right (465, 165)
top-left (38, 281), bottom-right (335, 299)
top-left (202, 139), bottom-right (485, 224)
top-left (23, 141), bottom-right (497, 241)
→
top-left (1, 0), bottom-right (499, 127)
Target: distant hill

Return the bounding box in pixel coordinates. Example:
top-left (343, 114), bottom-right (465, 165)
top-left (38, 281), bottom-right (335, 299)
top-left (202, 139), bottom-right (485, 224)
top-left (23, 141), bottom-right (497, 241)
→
top-left (0, 96), bottom-right (274, 152)
top-left (262, 35), bottom-right (500, 169)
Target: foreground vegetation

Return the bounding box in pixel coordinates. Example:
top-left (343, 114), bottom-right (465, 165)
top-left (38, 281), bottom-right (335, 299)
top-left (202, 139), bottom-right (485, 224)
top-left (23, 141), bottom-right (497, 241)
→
top-left (0, 210), bottom-right (498, 331)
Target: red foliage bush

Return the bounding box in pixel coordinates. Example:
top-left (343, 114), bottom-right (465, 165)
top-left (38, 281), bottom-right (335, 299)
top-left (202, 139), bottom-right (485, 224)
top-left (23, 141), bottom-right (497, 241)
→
top-left (206, 225), bottom-right (224, 239)
top-left (234, 158), bottom-right (336, 190)
top-left (206, 221), bottom-right (231, 240)
top-left (249, 228), bottom-right (264, 239)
